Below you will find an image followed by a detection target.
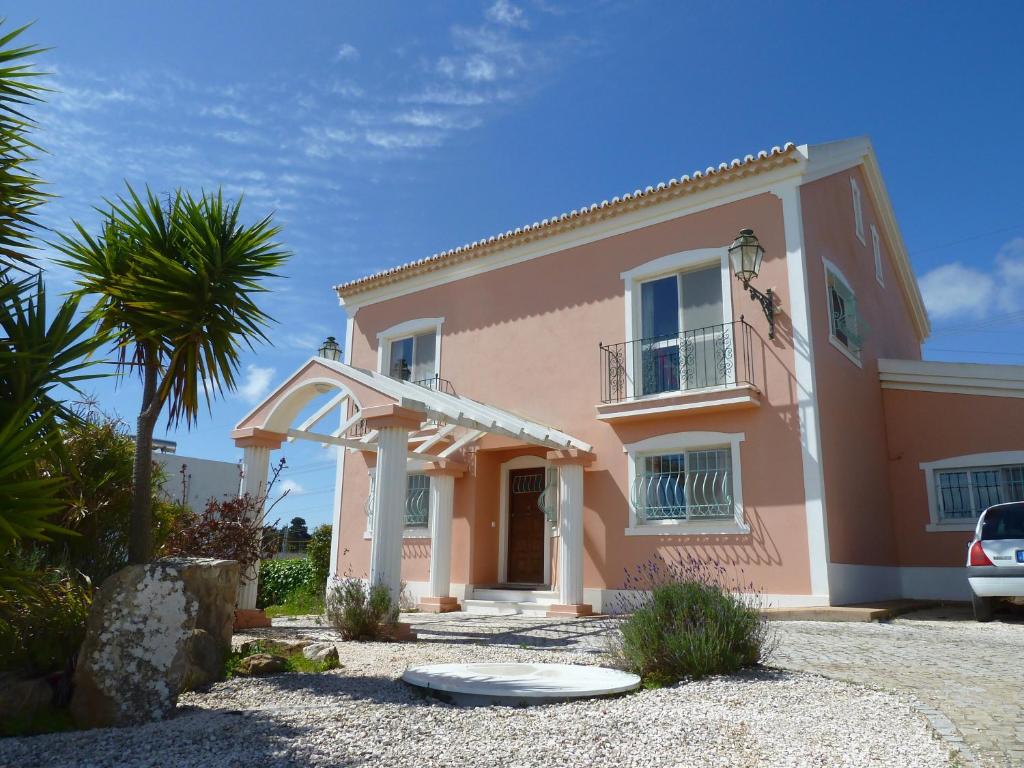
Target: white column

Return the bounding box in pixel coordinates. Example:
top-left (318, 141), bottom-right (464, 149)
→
top-left (368, 425), bottom-right (410, 603)
top-left (237, 444), bottom-right (271, 610)
top-left (427, 474), bottom-right (455, 599)
top-left (557, 462), bottom-right (585, 606)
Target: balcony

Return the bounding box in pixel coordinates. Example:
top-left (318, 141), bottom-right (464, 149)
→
top-left (597, 320), bottom-right (761, 422)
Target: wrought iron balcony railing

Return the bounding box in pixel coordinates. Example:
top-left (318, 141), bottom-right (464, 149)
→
top-left (599, 319), bottom-right (755, 404)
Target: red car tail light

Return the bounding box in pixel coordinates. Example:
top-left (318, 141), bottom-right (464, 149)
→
top-left (969, 541), bottom-right (994, 567)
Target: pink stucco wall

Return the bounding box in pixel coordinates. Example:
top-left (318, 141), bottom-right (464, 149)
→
top-left (882, 388), bottom-right (1024, 566)
top-left (800, 168), bottom-right (923, 568)
top-left (336, 192), bottom-right (817, 597)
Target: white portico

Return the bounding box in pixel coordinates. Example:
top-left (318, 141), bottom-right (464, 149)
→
top-left (231, 356), bottom-right (595, 617)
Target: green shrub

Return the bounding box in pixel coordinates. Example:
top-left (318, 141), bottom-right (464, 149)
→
top-left (305, 524), bottom-right (332, 593)
top-left (257, 558), bottom-right (314, 609)
top-left (611, 554), bottom-right (773, 686)
top-left (264, 588), bottom-right (324, 618)
top-left (0, 555), bottom-right (93, 674)
top-left (325, 578), bottom-right (397, 641)
top-left (223, 640), bottom-right (339, 678)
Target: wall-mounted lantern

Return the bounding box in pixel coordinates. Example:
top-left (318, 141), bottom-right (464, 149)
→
top-left (317, 336), bottom-right (342, 362)
top-left (728, 228), bottom-right (776, 339)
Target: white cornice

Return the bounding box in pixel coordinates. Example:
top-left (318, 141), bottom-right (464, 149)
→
top-left (879, 358), bottom-right (1024, 398)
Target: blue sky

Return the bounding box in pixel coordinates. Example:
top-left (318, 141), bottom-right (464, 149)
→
top-left (20, 1), bottom-right (1024, 529)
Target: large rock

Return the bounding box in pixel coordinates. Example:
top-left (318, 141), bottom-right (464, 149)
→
top-left (71, 557), bottom-right (239, 728)
top-left (237, 653), bottom-right (287, 675)
top-left (302, 642), bottom-right (339, 665)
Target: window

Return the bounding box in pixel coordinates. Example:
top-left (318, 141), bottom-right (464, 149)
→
top-left (388, 331), bottom-right (436, 383)
top-left (851, 176), bottom-right (865, 244)
top-left (826, 263), bottom-right (862, 361)
top-left (934, 464), bottom-right (1024, 521)
top-left (633, 449), bottom-right (733, 521)
top-left (624, 431), bottom-right (748, 536)
top-left (871, 225), bottom-right (884, 286)
top-left (638, 264), bottom-right (727, 395)
top-left (365, 471), bottom-right (431, 534)
top-left (377, 318), bottom-right (443, 384)
top-left (921, 452), bottom-right (1024, 531)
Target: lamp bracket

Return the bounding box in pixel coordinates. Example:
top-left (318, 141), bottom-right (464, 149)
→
top-left (744, 282), bottom-right (776, 340)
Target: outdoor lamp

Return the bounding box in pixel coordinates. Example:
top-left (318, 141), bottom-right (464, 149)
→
top-left (318, 336), bottom-right (342, 362)
top-left (728, 228), bottom-right (776, 339)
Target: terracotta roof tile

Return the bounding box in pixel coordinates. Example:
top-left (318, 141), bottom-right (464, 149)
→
top-left (334, 142), bottom-right (798, 298)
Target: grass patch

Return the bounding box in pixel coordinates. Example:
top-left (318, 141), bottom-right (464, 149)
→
top-left (224, 640), bottom-right (339, 678)
top-left (263, 588), bottom-right (325, 618)
top-left (0, 704), bottom-right (76, 738)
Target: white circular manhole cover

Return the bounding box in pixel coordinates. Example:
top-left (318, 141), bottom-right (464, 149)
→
top-left (402, 662), bottom-right (641, 706)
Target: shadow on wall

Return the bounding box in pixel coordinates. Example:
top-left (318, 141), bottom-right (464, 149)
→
top-left (581, 470), bottom-right (786, 588)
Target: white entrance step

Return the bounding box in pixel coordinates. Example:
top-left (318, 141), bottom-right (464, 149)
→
top-left (464, 588), bottom-right (559, 616)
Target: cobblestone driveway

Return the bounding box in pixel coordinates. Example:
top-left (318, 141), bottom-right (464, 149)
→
top-left (770, 607), bottom-right (1023, 768)
top-left (269, 606), bottom-right (1022, 767)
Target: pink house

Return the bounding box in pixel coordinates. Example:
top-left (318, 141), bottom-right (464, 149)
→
top-left (233, 137), bottom-right (1024, 614)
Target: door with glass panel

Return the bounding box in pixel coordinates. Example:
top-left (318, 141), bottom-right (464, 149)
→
top-left (638, 265), bottom-right (727, 397)
top-left (388, 331), bottom-right (436, 383)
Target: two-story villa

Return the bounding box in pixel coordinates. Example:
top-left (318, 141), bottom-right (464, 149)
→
top-left (232, 137), bottom-right (1024, 615)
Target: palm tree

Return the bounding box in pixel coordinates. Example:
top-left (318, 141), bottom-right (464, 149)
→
top-left (55, 186), bottom-right (290, 563)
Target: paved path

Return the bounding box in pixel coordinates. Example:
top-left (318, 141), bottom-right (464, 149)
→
top-left (266, 606), bottom-right (1023, 767)
top-left (770, 606), bottom-right (1023, 768)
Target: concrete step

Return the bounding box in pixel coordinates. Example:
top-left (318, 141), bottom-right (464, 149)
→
top-left (463, 599), bottom-right (555, 616)
top-left (472, 588), bottom-right (558, 603)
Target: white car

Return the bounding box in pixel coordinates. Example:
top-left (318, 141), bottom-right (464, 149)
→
top-left (967, 501), bottom-right (1024, 621)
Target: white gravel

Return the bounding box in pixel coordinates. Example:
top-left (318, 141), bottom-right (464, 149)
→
top-left (0, 640), bottom-right (954, 768)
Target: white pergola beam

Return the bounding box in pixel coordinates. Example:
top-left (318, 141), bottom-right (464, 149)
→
top-left (287, 428), bottom-right (376, 452)
top-left (414, 423), bottom-right (458, 454)
top-left (288, 392), bottom-right (347, 441)
top-left (439, 429), bottom-right (485, 458)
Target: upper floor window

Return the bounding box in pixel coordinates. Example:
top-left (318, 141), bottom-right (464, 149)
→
top-left (639, 265), bottom-right (726, 395)
top-left (871, 224), bottom-right (884, 286)
top-left (851, 176), bottom-right (865, 245)
top-left (825, 262), bottom-right (862, 363)
top-left (377, 318), bottom-right (443, 384)
top-left (388, 331), bottom-right (435, 382)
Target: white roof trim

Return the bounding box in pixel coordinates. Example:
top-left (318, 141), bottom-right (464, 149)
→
top-left (317, 358), bottom-right (593, 452)
top-left (879, 358), bottom-right (1024, 398)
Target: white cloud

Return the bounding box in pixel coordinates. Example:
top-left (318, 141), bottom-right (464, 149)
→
top-left (394, 109), bottom-right (482, 130)
top-left (919, 263), bottom-right (995, 321)
top-left (335, 43), bottom-right (360, 62)
top-left (277, 478), bottom-right (305, 497)
top-left (200, 103), bottom-right (259, 125)
top-left (365, 130), bottom-right (442, 150)
top-left (238, 364), bottom-right (276, 403)
top-left (50, 84), bottom-right (137, 113)
top-left (465, 56), bottom-right (498, 82)
top-left (920, 237), bottom-right (1024, 322)
top-left (486, 0), bottom-right (529, 28)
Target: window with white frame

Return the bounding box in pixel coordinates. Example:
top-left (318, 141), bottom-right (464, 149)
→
top-left (851, 176), bottom-right (865, 244)
top-left (624, 431), bottom-right (747, 534)
top-left (619, 248), bottom-right (735, 401)
top-left (870, 224), bottom-right (884, 286)
top-left (934, 464), bottom-right (1024, 521)
top-left (365, 471), bottom-right (430, 530)
top-left (377, 318), bottom-right (442, 384)
top-left (826, 264), bottom-right (862, 359)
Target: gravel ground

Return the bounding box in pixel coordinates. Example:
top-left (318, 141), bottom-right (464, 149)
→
top-left (0, 640), bottom-right (954, 768)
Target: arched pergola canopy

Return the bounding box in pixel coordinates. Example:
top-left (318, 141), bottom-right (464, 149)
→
top-left (232, 356), bottom-right (592, 456)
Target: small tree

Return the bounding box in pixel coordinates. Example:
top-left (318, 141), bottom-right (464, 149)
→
top-left (287, 516), bottom-right (310, 543)
top-left (55, 187), bottom-right (290, 564)
top-left (305, 524), bottom-right (332, 592)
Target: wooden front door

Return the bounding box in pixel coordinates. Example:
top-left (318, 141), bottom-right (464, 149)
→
top-left (506, 468), bottom-right (546, 584)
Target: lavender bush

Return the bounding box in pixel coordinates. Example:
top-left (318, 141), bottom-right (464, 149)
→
top-left (609, 552), bottom-right (774, 686)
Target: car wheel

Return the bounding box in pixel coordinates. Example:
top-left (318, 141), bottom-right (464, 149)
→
top-left (972, 594), bottom-right (995, 622)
